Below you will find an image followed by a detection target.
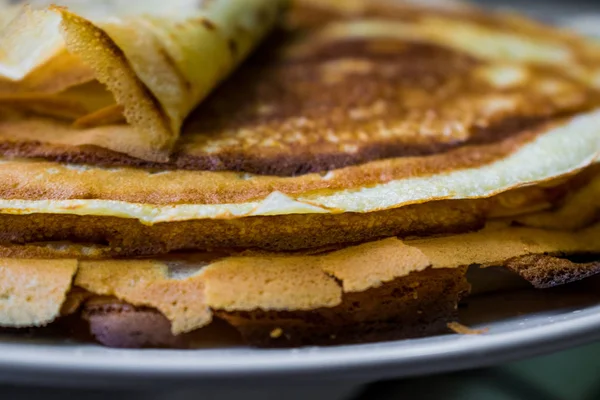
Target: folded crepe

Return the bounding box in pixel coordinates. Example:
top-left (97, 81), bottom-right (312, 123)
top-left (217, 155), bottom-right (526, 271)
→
top-left (1, 0), bottom-right (600, 348)
top-left (0, 0), bottom-right (287, 161)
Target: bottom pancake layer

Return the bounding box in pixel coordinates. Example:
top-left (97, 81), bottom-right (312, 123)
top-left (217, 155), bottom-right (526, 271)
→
top-left (73, 254), bottom-right (600, 348)
top-left (1, 221), bottom-right (600, 348)
top-left (5, 252), bottom-right (600, 349)
top-left (82, 267), bottom-right (468, 348)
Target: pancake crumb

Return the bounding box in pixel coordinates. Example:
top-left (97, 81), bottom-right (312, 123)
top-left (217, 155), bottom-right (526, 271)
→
top-left (447, 321), bottom-right (489, 335)
top-left (270, 328), bottom-right (283, 339)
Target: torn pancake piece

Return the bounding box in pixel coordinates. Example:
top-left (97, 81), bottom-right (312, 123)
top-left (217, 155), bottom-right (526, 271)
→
top-left (0, 0), bottom-right (286, 160)
top-left (75, 259), bottom-right (212, 335)
top-left (0, 258), bottom-right (77, 327)
top-left (505, 255), bottom-right (600, 289)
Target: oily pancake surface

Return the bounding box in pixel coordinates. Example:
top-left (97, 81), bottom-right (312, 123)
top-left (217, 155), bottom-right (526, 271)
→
top-left (0, 1), bottom-right (599, 175)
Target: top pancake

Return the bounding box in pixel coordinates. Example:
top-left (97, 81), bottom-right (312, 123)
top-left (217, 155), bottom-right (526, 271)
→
top-left (0, 0), bottom-right (599, 176)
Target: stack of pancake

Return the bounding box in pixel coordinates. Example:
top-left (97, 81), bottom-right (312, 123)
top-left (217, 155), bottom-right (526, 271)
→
top-left (0, 0), bottom-right (599, 348)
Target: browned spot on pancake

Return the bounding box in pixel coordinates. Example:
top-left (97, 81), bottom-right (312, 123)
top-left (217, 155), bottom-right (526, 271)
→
top-left (170, 36), bottom-right (597, 175)
top-left (228, 38), bottom-right (238, 57)
top-left (199, 18), bottom-right (217, 31)
top-left (176, 116), bottom-right (552, 176)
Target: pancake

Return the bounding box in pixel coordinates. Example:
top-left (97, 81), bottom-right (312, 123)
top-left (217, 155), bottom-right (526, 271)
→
top-left (513, 170), bottom-right (600, 230)
top-left (0, 0), bottom-right (599, 173)
top-left (1, 221), bottom-right (600, 348)
top-left (0, 0), bottom-right (285, 160)
top-left (0, 166), bottom-right (593, 256)
top-left (0, 0), bottom-right (597, 253)
top-left (0, 112), bottom-right (596, 218)
top-left (1, 0), bottom-right (600, 350)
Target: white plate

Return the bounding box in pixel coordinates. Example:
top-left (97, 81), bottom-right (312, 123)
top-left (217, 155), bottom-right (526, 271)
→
top-left (2, 278), bottom-right (600, 389)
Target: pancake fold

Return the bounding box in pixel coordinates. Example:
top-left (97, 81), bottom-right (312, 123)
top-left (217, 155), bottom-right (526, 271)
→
top-left (0, 0), bottom-right (286, 160)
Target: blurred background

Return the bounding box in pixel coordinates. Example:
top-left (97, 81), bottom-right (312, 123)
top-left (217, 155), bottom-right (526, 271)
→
top-left (479, 0), bottom-right (600, 37)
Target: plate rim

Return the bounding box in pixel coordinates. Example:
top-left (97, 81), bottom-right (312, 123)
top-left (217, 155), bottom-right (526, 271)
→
top-left (1, 304), bottom-right (600, 386)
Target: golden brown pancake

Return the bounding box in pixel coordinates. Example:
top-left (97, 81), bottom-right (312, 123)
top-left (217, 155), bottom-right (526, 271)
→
top-left (1, 0), bottom-right (600, 173)
top-left (1, 222), bottom-right (600, 348)
top-left (0, 0), bottom-right (596, 252)
top-left (0, 167), bottom-right (593, 257)
top-left (0, 156), bottom-right (591, 256)
top-left (1, 0), bottom-right (600, 349)
top-left (0, 1), bottom-right (597, 233)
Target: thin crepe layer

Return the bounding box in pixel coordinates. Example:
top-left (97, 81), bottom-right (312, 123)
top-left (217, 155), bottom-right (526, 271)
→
top-left (0, 0), bottom-right (285, 160)
top-left (513, 169), bottom-right (600, 231)
top-left (0, 200), bottom-right (485, 256)
top-left (0, 114), bottom-right (596, 224)
top-left (0, 165), bottom-right (592, 255)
